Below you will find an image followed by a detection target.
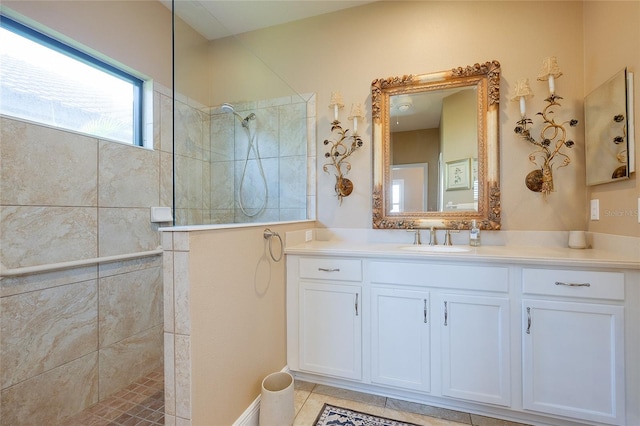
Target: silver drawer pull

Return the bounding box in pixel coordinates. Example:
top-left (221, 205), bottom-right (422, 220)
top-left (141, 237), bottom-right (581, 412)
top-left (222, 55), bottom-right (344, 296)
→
top-left (555, 281), bottom-right (591, 287)
top-left (318, 268), bottom-right (340, 272)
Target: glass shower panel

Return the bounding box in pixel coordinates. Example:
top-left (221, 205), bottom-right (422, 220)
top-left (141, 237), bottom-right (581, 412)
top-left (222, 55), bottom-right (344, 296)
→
top-left (172, 2), bottom-right (315, 226)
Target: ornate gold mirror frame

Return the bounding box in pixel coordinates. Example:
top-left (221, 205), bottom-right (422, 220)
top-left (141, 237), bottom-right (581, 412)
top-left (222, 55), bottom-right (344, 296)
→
top-left (371, 61), bottom-right (501, 230)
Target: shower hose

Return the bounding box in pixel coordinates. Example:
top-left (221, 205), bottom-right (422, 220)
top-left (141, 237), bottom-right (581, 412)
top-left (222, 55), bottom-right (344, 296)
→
top-left (238, 120), bottom-right (268, 217)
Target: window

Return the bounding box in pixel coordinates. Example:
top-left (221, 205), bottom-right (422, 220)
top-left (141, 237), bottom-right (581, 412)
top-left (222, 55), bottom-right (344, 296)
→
top-left (0, 15), bottom-right (144, 145)
top-left (391, 179), bottom-right (404, 213)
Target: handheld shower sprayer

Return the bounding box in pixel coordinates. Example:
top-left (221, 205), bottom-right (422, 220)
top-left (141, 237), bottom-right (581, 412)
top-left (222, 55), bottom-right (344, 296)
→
top-left (221, 103), bottom-right (256, 128)
top-left (220, 102), bottom-right (267, 217)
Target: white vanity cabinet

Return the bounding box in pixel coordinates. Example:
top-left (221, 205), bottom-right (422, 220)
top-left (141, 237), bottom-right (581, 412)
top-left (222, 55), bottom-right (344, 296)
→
top-left (438, 293), bottom-right (511, 406)
top-left (368, 261), bottom-right (511, 406)
top-left (286, 250), bottom-right (637, 426)
top-left (521, 268), bottom-right (626, 425)
top-left (291, 257), bottom-right (363, 380)
top-left (370, 286), bottom-right (431, 392)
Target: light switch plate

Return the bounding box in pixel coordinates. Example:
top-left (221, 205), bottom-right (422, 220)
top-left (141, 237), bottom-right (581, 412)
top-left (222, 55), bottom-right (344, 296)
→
top-left (590, 199), bottom-right (599, 220)
top-left (305, 230), bottom-right (313, 242)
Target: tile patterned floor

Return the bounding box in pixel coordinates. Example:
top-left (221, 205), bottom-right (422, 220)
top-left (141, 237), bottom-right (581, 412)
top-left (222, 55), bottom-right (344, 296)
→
top-left (65, 369), bottom-right (164, 426)
top-left (294, 381), bottom-right (531, 426)
top-left (65, 370), bottom-right (526, 426)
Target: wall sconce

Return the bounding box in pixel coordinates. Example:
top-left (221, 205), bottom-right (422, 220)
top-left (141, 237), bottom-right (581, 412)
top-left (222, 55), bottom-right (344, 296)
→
top-left (512, 57), bottom-right (579, 199)
top-left (324, 91), bottom-right (365, 204)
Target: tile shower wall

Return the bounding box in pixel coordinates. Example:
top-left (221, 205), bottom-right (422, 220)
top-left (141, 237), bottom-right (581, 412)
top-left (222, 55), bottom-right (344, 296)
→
top-left (0, 83), bottom-right (174, 425)
top-left (174, 94), bottom-right (316, 225)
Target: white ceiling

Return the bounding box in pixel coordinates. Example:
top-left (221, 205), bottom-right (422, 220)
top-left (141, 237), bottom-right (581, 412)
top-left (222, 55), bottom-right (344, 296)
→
top-left (161, 0), bottom-right (377, 40)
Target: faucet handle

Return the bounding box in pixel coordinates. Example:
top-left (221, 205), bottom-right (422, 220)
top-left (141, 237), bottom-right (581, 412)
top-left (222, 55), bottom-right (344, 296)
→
top-left (407, 229), bottom-right (421, 245)
top-left (444, 229), bottom-right (452, 246)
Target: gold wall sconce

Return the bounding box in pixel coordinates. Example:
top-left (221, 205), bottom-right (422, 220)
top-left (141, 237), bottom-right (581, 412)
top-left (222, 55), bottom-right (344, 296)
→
top-left (512, 57), bottom-right (579, 199)
top-left (323, 91), bottom-right (365, 204)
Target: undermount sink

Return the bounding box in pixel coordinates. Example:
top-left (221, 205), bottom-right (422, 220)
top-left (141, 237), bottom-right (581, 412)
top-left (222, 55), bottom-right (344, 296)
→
top-left (400, 245), bottom-right (471, 253)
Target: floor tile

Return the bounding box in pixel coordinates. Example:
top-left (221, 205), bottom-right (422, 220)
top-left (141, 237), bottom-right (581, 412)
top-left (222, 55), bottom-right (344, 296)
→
top-left (66, 369), bottom-right (527, 426)
top-left (387, 398), bottom-right (472, 424)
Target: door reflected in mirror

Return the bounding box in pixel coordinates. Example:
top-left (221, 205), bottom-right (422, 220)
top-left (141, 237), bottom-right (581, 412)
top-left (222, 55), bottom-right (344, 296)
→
top-left (390, 163), bottom-right (428, 212)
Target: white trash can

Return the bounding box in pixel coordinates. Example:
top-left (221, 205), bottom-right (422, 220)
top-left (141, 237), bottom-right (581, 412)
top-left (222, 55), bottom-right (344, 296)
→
top-left (259, 371), bottom-right (294, 426)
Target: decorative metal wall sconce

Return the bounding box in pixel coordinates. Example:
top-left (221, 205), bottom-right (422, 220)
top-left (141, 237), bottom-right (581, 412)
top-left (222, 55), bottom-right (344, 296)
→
top-left (323, 91), bottom-right (365, 204)
top-left (512, 57), bottom-right (578, 199)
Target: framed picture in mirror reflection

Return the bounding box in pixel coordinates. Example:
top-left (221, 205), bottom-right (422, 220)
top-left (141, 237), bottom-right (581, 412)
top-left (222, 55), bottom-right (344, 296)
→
top-left (446, 158), bottom-right (471, 190)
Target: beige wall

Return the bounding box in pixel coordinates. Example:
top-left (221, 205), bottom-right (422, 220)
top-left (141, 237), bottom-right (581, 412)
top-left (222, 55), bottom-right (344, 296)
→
top-left (215, 1), bottom-right (591, 231)
top-left (163, 223), bottom-right (310, 425)
top-left (584, 1), bottom-right (640, 237)
top-left (2, 0), bottom-right (173, 88)
top-left (442, 89), bottom-right (477, 207)
top-left (393, 128), bottom-right (440, 209)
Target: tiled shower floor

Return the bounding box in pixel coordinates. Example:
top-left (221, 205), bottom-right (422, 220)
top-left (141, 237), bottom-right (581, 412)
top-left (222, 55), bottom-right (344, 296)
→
top-left (65, 368), bottom-right (164, 426)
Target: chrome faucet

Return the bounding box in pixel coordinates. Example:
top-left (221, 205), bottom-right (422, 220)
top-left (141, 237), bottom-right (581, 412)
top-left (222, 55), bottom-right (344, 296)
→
top-left (444, 229), bottom-right (452, 246)
top-left (407, 229), bottom-right (422, 245)
top-left (428, 227), bottom-right (437, 246)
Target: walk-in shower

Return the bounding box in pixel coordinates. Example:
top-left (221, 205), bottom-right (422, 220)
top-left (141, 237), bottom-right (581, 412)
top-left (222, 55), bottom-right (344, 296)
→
top-left (172, 1), bottom-right (316, 227)
top-left (221, 103), bottom-right (267, 217)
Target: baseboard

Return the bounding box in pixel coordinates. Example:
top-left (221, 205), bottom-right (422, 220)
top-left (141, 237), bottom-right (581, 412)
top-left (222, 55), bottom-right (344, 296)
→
top-left (233, 395), bottom-right (260, 426)
top-left (233, 366), bottom-right (292, 426)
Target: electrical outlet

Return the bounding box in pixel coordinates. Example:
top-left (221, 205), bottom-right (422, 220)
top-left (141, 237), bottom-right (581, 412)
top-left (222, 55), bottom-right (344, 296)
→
top-left (305, 230), bottom-right (313, 242)
top-left (590, 199), bottom-right (600, 220)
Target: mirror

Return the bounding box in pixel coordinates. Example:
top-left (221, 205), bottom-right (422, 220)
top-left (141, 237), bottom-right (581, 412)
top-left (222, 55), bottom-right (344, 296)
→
top-left (372, 61), bottom-right (501, 230)
top-left (585, 68), bottom-right (635, 186)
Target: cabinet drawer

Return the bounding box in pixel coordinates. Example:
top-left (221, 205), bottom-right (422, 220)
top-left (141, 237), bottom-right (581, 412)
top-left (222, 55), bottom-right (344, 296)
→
top-left (369, 261), bottom-right (508, 292)
top-left (522, 268), bottom-right (624, 300)
top-left (299, 257), bottom-right (362, 282)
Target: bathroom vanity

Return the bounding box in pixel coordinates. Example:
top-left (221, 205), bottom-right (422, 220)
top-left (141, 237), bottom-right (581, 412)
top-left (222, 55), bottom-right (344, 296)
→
top-left (285, 236), bottom-right (639, 426)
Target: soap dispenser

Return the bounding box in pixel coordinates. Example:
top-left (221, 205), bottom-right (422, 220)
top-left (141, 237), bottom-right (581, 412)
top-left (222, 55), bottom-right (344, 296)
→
top-left (469, 220), bottom-right (481, 247)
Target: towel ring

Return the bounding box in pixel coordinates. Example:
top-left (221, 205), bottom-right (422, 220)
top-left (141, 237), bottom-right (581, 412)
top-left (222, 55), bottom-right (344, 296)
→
top-left (263, 228), bottom-right (283, 262)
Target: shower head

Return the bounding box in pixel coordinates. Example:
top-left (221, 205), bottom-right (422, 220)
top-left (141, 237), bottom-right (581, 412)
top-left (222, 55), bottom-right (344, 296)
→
top-left (221, 103), bottom-right (257, 127)
top-left (221, 103), bottom-right (235, 114)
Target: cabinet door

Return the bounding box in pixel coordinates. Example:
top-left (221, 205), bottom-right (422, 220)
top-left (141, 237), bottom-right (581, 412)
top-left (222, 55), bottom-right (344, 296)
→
top-left (523, 299), bottom-right (624, 425)
top-left (371, 287), bottom-right (430, 392)
top-left (299, 281), bottom-right (362, 380)
top-left (439, 294), bottom-right (511, 406)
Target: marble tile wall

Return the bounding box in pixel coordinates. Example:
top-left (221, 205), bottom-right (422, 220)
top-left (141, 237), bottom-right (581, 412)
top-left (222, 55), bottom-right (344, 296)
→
top-left (162, 231), bottom-right (193, 426)
top-left (175, 93), bottom-right (316, 226)
top-left (0, 82), bottom-right (173, 425)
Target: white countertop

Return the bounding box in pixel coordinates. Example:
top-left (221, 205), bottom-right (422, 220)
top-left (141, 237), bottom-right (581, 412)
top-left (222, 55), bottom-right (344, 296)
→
top-left (285, 240), bottom-right (640, 270)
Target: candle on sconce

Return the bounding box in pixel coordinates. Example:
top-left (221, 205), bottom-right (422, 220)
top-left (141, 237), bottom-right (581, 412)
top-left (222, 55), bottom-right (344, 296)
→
top-left (348, 102), bottom-right (365, 135)
top-left (537, 56), bottom-right (563, 95)
top-left (329, 91), bottom-right (344, 121)
top-left (510, 78), bottom-right (534, 118)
